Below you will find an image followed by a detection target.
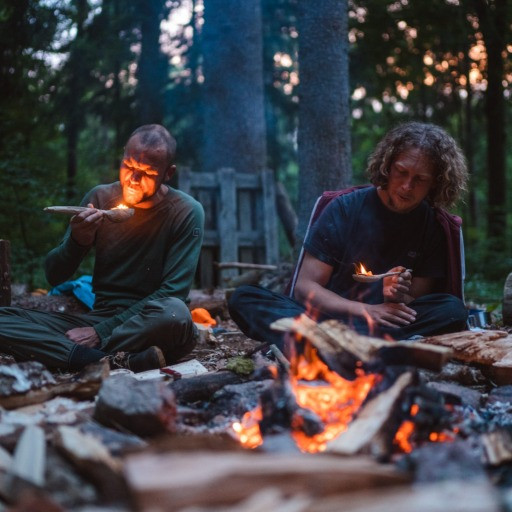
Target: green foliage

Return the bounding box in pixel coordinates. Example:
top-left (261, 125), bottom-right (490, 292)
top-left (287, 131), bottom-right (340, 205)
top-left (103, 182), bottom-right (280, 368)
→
top-left (1, 0), bottom-right (511, 297)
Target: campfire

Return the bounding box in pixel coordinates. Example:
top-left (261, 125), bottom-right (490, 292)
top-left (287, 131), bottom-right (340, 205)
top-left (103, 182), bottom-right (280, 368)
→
top-left (3, 302), bottom-right (512, 510)
top-left (233, 341), bottom-right (377, 453)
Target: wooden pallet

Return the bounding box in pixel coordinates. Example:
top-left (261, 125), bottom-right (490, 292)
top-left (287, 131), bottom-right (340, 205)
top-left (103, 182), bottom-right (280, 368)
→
top-left (179, 168), bottom-right (279, 288)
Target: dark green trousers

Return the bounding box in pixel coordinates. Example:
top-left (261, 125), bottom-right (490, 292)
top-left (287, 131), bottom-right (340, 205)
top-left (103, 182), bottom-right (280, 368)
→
top-left (0, 297), bottom-right (196, 371)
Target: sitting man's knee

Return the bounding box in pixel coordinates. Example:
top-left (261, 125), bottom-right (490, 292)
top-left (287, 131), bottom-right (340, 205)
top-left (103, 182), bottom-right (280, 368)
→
top-left (145, 297), bottom-right (196, 361)
top-left (443, 295), bottom-right (468, 331)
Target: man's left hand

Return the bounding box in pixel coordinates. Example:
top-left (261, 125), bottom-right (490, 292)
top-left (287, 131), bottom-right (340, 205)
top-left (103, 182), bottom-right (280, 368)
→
top-left (66, 327), bottom-right (100, 348)
top-left (383, 267), bottom-right (412, 303)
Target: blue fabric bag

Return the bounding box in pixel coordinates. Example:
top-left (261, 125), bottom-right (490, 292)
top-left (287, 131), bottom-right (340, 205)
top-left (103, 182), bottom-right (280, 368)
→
top-left (49, 275), bottom-right (95, 309)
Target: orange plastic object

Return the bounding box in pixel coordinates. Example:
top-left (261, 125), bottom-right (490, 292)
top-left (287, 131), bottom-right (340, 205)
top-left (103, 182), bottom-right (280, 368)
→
top-left (191, 307), bottom-right (217, 327)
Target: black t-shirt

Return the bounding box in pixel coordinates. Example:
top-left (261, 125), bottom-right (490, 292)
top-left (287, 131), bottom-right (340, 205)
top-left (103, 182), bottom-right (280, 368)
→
top-left (303, 187), bottom-right (446, 304)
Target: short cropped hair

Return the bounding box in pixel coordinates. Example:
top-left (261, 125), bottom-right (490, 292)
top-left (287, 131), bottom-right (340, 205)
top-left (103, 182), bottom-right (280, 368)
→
top-left (367, 122), bottom-right (468, 209)
top-left (129, 124), bottom-right (177, 166)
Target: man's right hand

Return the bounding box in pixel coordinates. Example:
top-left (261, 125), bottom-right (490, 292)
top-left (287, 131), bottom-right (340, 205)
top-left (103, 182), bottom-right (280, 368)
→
top-left (365, 302), bottom-right (417, 328)
top-left (70, 203), bottom-right (104, 246)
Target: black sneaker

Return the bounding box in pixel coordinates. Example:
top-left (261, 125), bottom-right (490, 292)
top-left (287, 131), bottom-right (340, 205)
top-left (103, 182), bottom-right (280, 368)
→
top-left (104, 346), bottom-right (166, 373)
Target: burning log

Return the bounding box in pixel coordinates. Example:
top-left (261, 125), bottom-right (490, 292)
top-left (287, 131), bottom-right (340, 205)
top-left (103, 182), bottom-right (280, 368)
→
top-left (44, 205), bottom-right (134, 223)
top-left (422, 330), bottom-right (512, 384)
top-left (326, 372), bottom-right (414, 456)
top-left (271, 315), bottom-right (452, 374)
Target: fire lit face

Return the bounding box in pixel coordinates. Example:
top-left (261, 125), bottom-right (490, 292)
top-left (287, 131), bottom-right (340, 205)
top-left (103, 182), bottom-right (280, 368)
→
top-left (378, 147), bottom-right (436, 214)
top-left (119, 136), bottom-right (172, 207)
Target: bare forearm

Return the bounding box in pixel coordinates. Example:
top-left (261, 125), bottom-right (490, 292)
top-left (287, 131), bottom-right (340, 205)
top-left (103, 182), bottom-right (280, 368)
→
top-left (294, 281), bottom-right (366, 318)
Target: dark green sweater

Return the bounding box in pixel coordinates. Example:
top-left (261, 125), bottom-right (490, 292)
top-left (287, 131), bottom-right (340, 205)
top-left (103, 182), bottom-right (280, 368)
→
top-left (45, 182), bottom-right (204, 341)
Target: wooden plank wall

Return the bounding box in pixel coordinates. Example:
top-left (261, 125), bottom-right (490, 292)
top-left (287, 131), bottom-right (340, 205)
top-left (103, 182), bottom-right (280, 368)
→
top-left (179, 168), bottom-right (279, 288)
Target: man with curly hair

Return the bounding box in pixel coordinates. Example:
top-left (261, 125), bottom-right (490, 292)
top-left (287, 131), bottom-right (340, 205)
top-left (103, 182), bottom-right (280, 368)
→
top-left (228, 122), bottom-right (469, 352)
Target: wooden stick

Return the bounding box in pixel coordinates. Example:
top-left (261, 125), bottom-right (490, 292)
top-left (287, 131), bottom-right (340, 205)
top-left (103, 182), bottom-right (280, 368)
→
top-left (215, 262), bottom-right (278, 271)
top-left (326, 372), bottom-right (413, 455)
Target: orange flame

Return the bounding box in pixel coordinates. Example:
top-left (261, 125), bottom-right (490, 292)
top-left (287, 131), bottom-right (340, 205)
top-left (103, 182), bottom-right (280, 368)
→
top-left (113, 203), bottom-right (129, 209)
top-left (356, 262), bottom-right (373, 276)
top-left (231, 343), bottom-right (377, 453)
top-left (232, 407), bottom-right (263, 449)
top-left (393, 403), bottom-right (458, 453)
top-left (290, 347), bottom-right (377, 453)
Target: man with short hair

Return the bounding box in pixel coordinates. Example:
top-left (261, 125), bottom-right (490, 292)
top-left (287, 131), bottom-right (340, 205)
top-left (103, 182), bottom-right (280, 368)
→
top-left (0, 124), bottom-right (204, 372)
top-left (229, 122), bottom-right (469, 353)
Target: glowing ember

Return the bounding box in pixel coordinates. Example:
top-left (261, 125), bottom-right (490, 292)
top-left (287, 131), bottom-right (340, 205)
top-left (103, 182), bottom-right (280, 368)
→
top-left (232, 406), bottom-right (263, 449)
top-left (394, 420), bottom-right (416, 453)
top-left (393, 403), bottom-right (459, 453)
top-left (113, 203), bottom-right (129, 209)
top-left (231, 344), bottom-right (377, 454)
top-left (356, 262), bottom-right (373, 276)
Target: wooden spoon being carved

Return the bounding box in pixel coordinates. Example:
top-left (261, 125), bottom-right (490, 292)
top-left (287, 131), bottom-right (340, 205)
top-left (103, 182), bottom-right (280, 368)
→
top-left (44, 206), bottom-right (134, 223)
top-left (352, 269), bottom-right (412, 283)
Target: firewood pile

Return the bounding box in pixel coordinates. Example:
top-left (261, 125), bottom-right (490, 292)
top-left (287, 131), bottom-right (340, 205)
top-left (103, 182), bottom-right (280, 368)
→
top-left (3, 291), bottom-right (512, 510)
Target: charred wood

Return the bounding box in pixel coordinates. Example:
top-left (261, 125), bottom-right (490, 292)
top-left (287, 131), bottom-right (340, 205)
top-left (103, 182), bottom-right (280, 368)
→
top-left (326, 372), bottom-right (413, 457)
top-left (272, 315), bottom-right (452, 375)
top-left (93, 375), bottom-right (177, 437)
top-left (169, 370), bottom-right (245, 403)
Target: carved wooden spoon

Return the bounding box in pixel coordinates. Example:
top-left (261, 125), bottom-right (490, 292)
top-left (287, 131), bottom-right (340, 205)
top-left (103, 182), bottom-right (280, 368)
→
top-left (44, 206), bottom-right (134, 223)
top-left (352, 269), bottom-right (412, 283)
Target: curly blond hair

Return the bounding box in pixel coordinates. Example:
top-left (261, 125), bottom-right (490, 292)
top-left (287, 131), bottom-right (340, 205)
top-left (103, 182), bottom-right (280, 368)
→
top-left (367, 122), bottom-right (468, 209)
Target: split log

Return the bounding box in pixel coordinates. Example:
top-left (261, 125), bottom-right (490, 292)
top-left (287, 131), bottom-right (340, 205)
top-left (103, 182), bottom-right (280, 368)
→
top-left (12, 425), bottom-right (46, 486)
top-left (422, 330), bottom-right (512, 384)
top-left (272, 315), bottom-right (452, 374)
top-left (0, 239), bottom-right (11, 307)
top-left (326, 372), bottom-right (413, 456)
top-left (54, 426), bottom-right (128, 502)
top-left (481, 428), bottom-right (512, 466)
top-left (93, 374), bottom-right (177, 437)
top-left (123, 451), bottom-right (409, 511)
top-left (0, 360), bottom-right (109, 410)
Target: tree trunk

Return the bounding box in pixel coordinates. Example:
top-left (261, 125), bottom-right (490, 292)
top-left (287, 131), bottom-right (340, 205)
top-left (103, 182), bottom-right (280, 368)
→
top-left (474, 0), bottom-right (507, 245)
top-left (136, 0), bottom-right (168, 125)
top-left (296, 0), bottom-right (351, 245)
top-left (65, 0), bottom-right (88, 202)
top-left (202, 0), bottom-right (267, 173)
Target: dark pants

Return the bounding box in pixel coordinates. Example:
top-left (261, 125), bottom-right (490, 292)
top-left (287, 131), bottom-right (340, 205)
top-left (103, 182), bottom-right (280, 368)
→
top-left (0, 297), bottom-right (196, 371)
top-left (228, 285), bottom-right (468, 354)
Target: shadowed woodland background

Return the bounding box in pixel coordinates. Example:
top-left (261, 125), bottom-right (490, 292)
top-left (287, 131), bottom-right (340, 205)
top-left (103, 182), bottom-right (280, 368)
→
top-left (0, 0), bottom-right (511, 309)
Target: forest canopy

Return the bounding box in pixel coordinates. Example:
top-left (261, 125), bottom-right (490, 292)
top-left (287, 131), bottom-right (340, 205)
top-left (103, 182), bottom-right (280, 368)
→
top-left (0, 0), bottom-right (511, 304)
